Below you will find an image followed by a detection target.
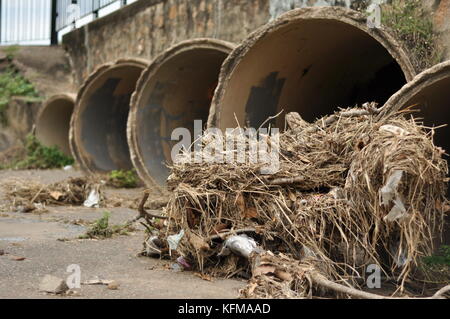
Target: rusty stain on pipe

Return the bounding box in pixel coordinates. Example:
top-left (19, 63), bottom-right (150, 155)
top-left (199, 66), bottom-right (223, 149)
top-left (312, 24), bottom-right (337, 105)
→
top-left (208, 7), bottom-right (416, 130)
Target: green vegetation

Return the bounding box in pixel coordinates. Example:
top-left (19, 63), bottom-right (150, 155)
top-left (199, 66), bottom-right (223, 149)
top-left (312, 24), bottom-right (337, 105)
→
top-left (381, 0), bottom-right (442, 71)
top-left (2, 45), bottom-right (20, 60)
top-left (107, 169), bottom-right (139, 188)
top-left (0, 67), bottom-right (40, 125)
top-left (79, 211), bottom-right (135, 239)
top-left (6, 134), bottom-right (74, 170)
top-left (423, 245), bottom-right (450, 267)
top-left (419, 245), bottom-right (450, 283)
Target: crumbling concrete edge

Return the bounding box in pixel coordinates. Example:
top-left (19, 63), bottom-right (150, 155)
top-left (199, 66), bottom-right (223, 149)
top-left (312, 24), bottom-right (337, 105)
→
top-left (207, 6), bottom-right (417, 128)
top-left (128, 38), bottom-right (236, 189)
top-left (69, 58), bottom-right (149, 174)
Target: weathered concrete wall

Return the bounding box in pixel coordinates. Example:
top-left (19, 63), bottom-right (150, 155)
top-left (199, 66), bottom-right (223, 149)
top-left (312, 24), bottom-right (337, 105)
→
top-left (63, 0), bottom-right (270, 85)
top-left (63, 0), bottom-right (450, 86)
top-left (0, 46), bottom-right (73, 153)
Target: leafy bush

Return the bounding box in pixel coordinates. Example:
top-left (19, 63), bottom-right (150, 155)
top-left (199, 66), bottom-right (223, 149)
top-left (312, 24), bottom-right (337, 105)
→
top-left (107, 169), bottom-right (139, 188)
top-left (12, 134), bottom-right (74, 169)
top-left (381, 0), bottom-right (442, 71)
top-left (423, 245), bottom-right (450, 266)
top-left (0, 67), bottom-right (40, 125)
top-left (80, 211), bottom-right (134, 239)
top-left (2, 45), bottom-right (20, 60)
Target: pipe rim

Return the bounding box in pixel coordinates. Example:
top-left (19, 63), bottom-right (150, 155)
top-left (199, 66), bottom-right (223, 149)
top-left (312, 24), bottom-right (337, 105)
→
top-left (128, 38), bottom-right (236, 188)
top-left (380, 60), bottom-right (450, 118)
top-left (207, 6), bottom-right (416, 128)
top-left (70, 58), bottom-right (149, 174)
top-left (36, 93), bottom-right (76, 156)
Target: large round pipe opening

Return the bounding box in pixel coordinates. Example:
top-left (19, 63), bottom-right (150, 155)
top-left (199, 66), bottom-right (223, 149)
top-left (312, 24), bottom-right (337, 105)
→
top-left (209, 7), bottom-right (415, 129)
top-left (128, 39), bottom-right (235, 187)
top-left (36, 94), bottom-right (76, 156)
top-left (381, 61), bottom-right (450, 244)
top-left (70, 59), bottom-right (148, 173)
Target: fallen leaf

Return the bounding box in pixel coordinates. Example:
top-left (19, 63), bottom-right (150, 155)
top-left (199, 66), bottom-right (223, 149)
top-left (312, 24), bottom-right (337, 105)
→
top-left (82, 278), bottom-right (114, 286)
top-left (107, 281), bottom-right (119, 290)
top-left (274, 269), bottom-right (293, 282)
top-left (10, 255), bottom-right (26, 261)
top-left (244, 207), bottom-right (258, 219)
top-left (247, 282), bottom-right (258, 295)
top-left (50, 191), bottom-right (64, 201)
top-left (194, 273), bottom-right (213, 282)
top-left (288, 191), bottom-right (297, 202)
top-left (236, 193), bottom-right (245, 215)
top-left (188, 232), bottom-right (210, 251)
top-left (186, 208), bottom-right (200, 228)
top-left (253, 265), bottom-right (276, 277)
top-left (210, 223), bottom-right (228, 235)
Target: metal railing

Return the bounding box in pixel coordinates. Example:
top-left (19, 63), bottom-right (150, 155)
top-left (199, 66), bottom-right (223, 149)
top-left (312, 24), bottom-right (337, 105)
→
top-left (0, 0), bottom-right (131, 45)
top-left (56, 0), bottom-right (121, 31)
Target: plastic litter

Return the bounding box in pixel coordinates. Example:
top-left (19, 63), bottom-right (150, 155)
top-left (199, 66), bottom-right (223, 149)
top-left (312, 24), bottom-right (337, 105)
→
top-left (379, 125), bottom-right (408, 136)
top-left (83, 188), bottom-right (100, 208)
top-left (218, 234), bottom-right (259, 258)
top-left (176, 256), bottom-right (191, 269)
top-left (384, 198), bottom-right (408, 222)
top-left (380, 170), bottom-right (403, 206)
top-left (167, 229), bottom-right (185, 252)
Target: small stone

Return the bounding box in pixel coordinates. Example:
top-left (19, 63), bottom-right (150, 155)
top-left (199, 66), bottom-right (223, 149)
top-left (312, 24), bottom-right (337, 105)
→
top-left (39, 275), bottom-right (69, 294)
top-left (107, 281), bottom-right (119, 290)
top-left (0, 249), bottom-right (4, 256)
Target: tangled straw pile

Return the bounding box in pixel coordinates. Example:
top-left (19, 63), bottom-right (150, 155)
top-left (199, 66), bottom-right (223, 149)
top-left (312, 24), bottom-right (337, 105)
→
top-left (5, 177), bottom-right (102, 207)
top-left (144, 103), bottom-right (449, 298)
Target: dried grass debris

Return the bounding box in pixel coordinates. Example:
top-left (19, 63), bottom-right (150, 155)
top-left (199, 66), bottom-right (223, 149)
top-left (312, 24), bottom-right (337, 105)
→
top-left (140, 103), bottom-right (449, 298)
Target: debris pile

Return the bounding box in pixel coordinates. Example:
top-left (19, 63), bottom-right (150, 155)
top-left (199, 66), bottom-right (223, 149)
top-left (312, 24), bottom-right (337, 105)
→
top-left (139, 103), bottom-right (449, 298)
top-left (5, 177), bottom-right (103, 209)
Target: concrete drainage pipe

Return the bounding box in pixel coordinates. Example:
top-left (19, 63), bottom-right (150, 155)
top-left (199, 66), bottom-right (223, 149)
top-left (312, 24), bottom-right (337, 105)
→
top-left (208, 7), bottom-right (416, 130)
top-left (128, 39), bottom-right (235, 187)
top-left (70, 59), bottom-right (148, 174)
top-left (36, 93), bottom-right (76, 157)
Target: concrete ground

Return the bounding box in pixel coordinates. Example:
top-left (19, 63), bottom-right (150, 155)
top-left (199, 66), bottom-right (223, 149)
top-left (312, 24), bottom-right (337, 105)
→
top-left (0, 169), bottom-right (245, 299)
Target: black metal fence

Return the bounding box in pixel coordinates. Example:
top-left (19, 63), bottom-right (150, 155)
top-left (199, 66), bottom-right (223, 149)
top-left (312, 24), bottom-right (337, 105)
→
top-left (0, 0), bottom-right (129, 45)
top-left (56, 0), bottom-right (120, 31)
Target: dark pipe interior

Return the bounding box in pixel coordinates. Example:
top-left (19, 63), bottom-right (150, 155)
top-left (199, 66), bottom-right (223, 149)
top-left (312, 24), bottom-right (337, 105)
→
top-left (36, 98), bottom-right (74, 156)
top-left (136, 48), bottom-right (228, 185)
top-left (80, 65), bottom-right (143, 172)
top-left (218, 19), bottom-right (407, 129)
